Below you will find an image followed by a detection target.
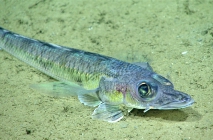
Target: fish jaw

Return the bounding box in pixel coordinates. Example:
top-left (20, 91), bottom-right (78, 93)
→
top-left (151, 90), bottom-right (194, 111)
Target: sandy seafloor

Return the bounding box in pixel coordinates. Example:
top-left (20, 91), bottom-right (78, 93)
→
top-left (0, 0), bottom-right (213, 139)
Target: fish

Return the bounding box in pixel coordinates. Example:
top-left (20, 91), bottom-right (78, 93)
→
top-left (0, 27), bottom-right (194, 122)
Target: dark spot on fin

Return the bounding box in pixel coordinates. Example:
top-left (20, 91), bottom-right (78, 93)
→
top-left (92, 103), bottom-right (124, 123)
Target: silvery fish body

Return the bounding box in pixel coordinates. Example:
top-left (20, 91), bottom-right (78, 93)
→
top-left (0, 27), bottom-right (194, 122)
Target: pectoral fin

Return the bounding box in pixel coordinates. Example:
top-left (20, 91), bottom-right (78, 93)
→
top-left (31, 81), bottom-right (95, 97)
top-left (92, 103), bottom-right (124, 123)
top-left (78, 93), bottom-right (101, 107)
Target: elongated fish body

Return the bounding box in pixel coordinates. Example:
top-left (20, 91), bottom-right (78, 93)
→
top-left (0, 27), bottom-right (194, 122)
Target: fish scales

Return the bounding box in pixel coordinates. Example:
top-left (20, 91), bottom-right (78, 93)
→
top-left (0, 27), bottom-right (136, 89)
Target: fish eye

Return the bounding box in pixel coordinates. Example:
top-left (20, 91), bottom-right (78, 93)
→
top-left (138, 82), bottom-right (151, 98)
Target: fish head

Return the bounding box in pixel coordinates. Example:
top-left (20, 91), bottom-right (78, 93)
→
top-left (126, 73), bottom-right (194, 112)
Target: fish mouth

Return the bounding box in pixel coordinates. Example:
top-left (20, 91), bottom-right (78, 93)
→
top-left (143, 97), bottom-right (194, 113)
top-left (158, 98), bottom-right (194, 110)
